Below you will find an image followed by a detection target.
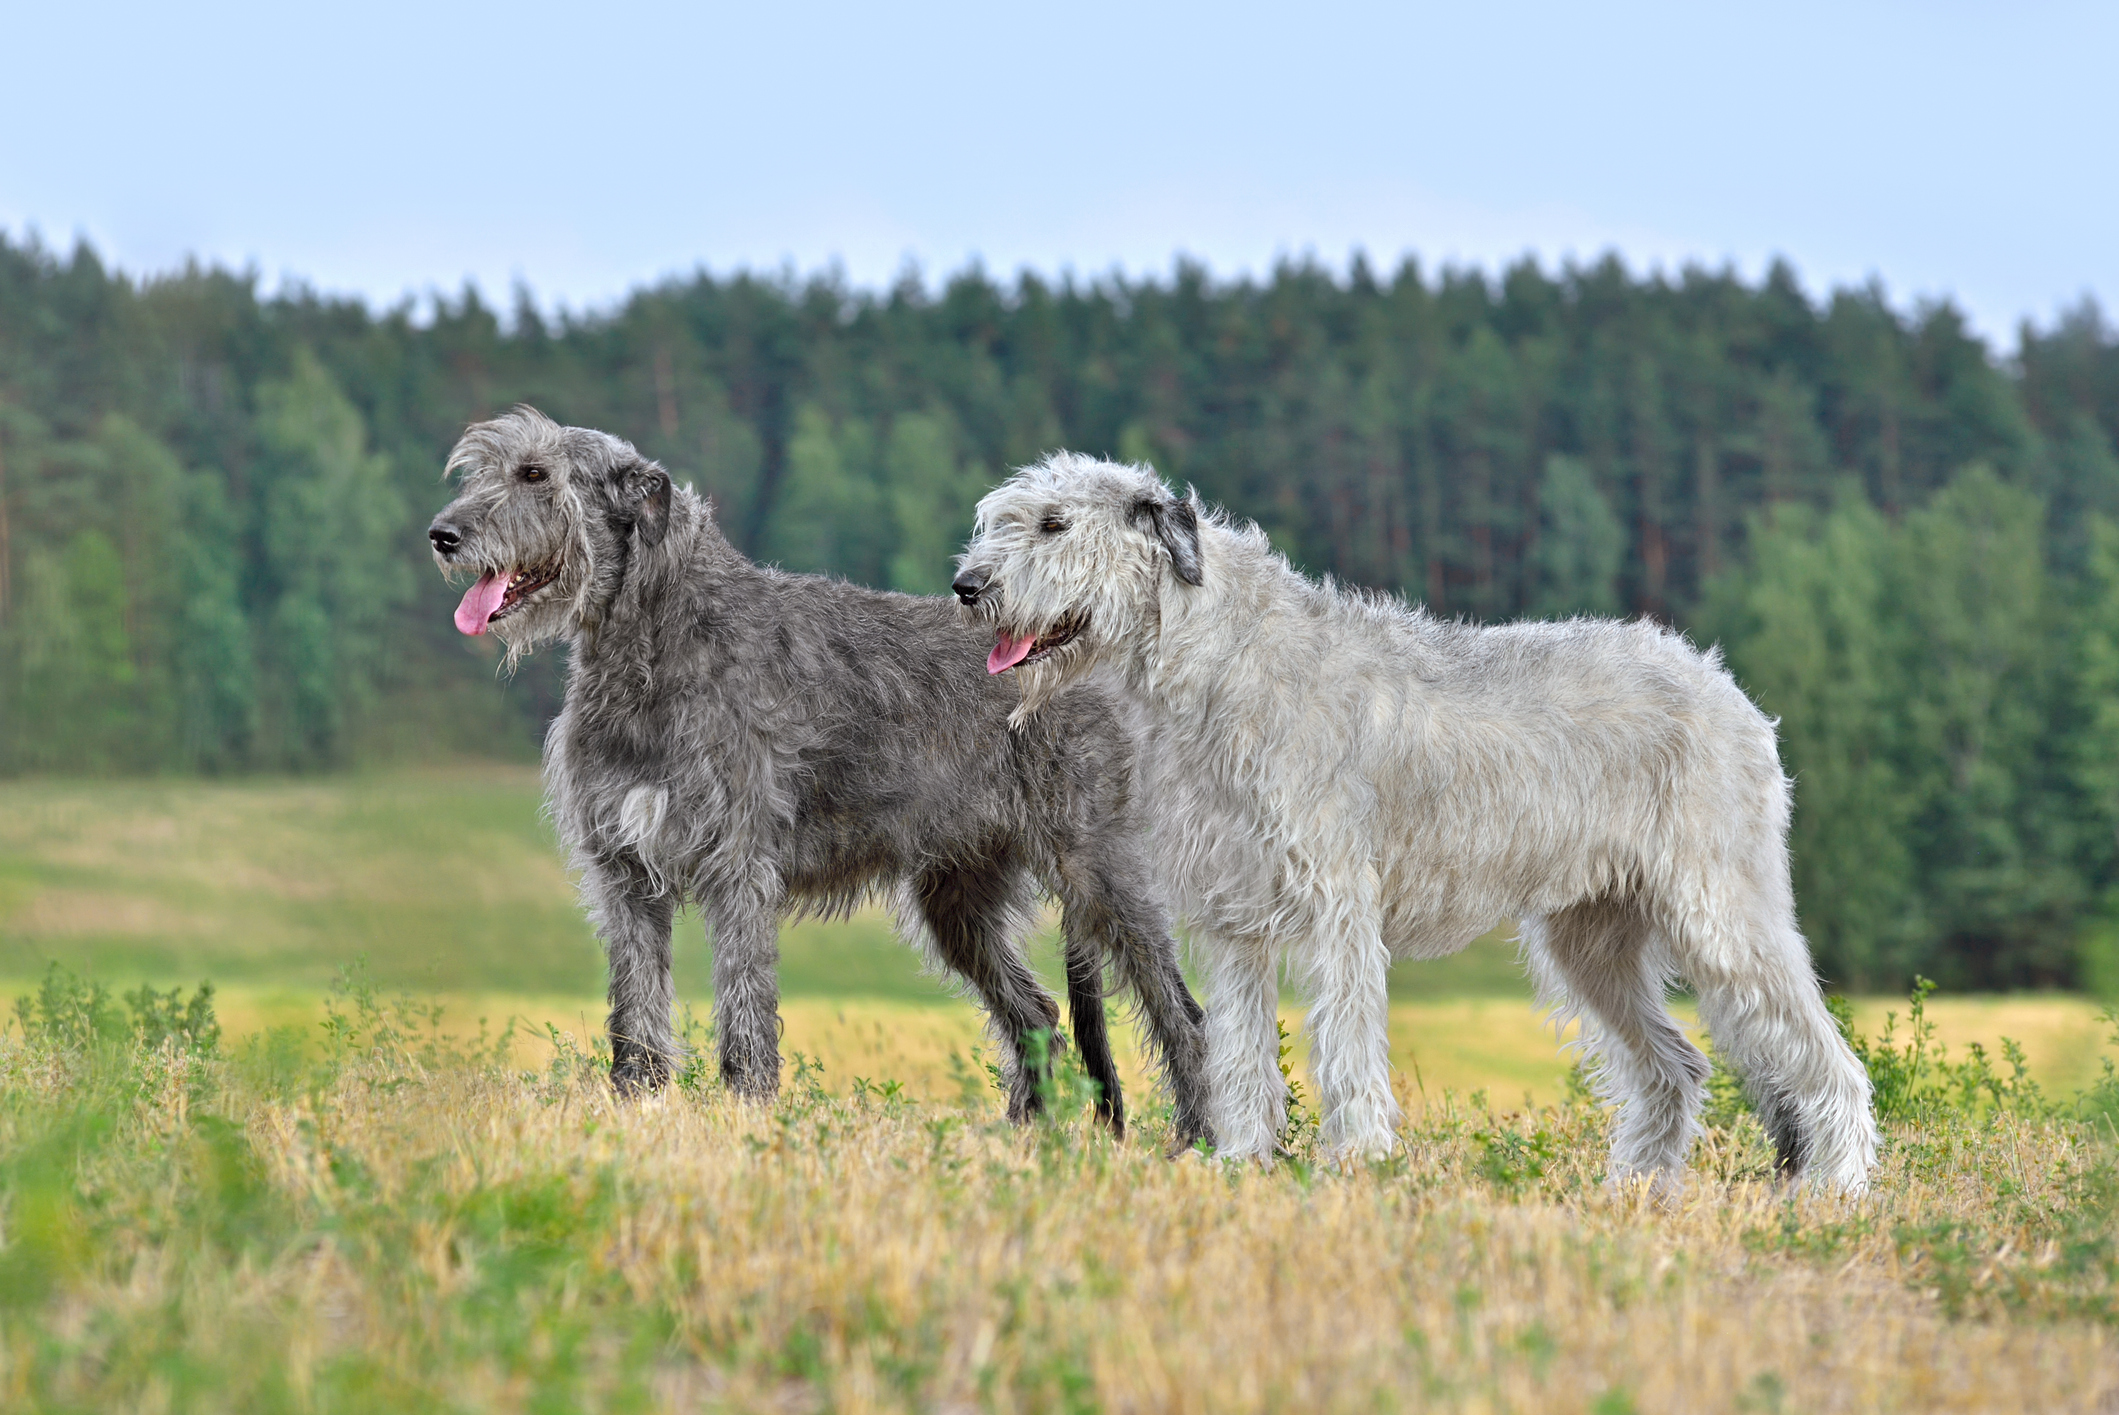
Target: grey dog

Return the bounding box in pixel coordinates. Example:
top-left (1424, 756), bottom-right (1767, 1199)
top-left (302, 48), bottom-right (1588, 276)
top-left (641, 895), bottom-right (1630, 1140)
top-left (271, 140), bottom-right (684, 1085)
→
top-left (425, 409), bottom-right (1211, 1142)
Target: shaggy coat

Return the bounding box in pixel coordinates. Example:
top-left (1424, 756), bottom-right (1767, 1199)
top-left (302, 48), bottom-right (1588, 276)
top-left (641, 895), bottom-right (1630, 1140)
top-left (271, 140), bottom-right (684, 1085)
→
top-left (954, 453), bottom-right (1877, 1192)
top-left (426, 412), bottom-right (1210, 1142)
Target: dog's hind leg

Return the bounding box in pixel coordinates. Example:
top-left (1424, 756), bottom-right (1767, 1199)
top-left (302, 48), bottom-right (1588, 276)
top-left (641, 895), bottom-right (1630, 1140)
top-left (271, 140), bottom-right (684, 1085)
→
top-left (583, 852), bottom-right (679, 1094)
top-left (1059, 924), bottom-right (1126, 1137)
top-left (1525, 899), bottom-right (1710, 1195)
top-left (704, 888), bottom-right (783, 1100)
top-left (1051, 850), bottom-right (1214, 1149)
top-left (1663, 879), bottom-right (1877, 1192)
top-left (913, 861), bottom-right (1063, 1124)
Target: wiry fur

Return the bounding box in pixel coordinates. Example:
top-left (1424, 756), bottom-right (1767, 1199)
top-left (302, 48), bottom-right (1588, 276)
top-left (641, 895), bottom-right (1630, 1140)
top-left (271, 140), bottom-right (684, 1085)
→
top-left (427, 412), bottom-right (1211, 1144)
top-left (955, 452), bottom-right (1877, 1193)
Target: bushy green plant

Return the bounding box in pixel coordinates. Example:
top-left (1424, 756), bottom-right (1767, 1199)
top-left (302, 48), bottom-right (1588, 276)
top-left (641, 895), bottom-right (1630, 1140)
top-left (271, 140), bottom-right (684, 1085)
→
top-left (12, 963), bottom-right (219, 1061)
top-left (1839, 976), bottom-right (2056, 1124)
top-left (2083, 1005), bottom-right (2119, 1134)
top-left (11, 964), bottom-right (127, 1052)
top-left (1276, 1016), bottom-right (1319, 1157)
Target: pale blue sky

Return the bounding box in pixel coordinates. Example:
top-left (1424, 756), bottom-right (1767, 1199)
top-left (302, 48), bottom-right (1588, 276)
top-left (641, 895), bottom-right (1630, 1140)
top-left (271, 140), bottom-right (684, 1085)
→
top-left (5, 1), bottom-right (2113, 344)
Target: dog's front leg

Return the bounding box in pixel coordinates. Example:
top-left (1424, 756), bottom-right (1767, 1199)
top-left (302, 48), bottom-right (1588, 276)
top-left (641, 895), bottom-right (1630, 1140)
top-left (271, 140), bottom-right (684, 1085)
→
top-left (705, 891), bottom-right (782, 1100)
top-left (1203, 929), bottom-right (1287, 1160)
top-left (1295, 883), bottom-right (1402, 1164)
top-left (583, 852), bottom-right (678, 1094)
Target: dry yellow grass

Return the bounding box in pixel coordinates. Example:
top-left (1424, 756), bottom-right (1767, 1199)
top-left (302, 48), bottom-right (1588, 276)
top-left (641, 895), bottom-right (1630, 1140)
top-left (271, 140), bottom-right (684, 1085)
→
top-left (3, 986), bottom-right (2117, 1414)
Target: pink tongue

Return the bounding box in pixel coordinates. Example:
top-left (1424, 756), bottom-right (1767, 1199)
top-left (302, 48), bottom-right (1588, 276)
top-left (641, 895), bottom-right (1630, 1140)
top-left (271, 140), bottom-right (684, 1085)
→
top-left (454, 572), bottom-right (510, 636)
top-left (987, 632), bottom-right (1037, 675)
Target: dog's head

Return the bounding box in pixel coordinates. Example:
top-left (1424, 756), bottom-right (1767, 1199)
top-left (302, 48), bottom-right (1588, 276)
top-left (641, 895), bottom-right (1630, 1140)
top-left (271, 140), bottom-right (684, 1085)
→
top-left (952, 452), bottom-right (1203, 719)
top-left (427, 406), bottom-right (671, 655)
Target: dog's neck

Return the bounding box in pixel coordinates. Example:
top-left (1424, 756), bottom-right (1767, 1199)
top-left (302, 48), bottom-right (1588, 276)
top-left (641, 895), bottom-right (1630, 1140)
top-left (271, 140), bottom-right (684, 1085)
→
top-left (1134, 523), bottom-right (1294, 717)
top-left (568, 490), bottom-right (739, 663)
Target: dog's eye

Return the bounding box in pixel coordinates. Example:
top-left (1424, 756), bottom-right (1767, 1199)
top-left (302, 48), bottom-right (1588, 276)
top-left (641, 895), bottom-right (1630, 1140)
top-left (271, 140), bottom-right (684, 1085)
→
top-left (521, 466), bottom-right (548, 484)
top-left (1039, 517), bottom-right (1066, 535)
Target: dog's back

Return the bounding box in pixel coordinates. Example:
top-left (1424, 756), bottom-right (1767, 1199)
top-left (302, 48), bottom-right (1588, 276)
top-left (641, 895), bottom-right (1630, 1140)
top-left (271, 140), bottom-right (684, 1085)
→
top-left (554, 523), bottom-right (1142, 905)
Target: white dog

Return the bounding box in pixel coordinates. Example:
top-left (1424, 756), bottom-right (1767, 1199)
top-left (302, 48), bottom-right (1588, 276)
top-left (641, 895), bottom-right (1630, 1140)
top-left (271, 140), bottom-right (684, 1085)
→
top-left (952, 454), bottom-right (1877, 1192)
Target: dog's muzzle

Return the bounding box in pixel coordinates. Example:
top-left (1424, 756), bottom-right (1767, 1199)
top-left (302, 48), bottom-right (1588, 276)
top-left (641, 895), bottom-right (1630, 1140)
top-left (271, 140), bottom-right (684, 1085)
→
top-left (952, 568), bottom-right (990, 606)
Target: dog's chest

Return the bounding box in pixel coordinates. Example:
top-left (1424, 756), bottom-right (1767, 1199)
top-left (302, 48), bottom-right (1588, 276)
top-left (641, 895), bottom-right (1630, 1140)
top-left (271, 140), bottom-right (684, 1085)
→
top-left (612, 783), bottom-right (673, 860)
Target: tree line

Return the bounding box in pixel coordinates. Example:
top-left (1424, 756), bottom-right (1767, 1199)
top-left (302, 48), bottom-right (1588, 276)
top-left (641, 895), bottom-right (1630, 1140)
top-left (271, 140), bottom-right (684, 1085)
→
top-left (5, 232), bottom-right (2119, 991)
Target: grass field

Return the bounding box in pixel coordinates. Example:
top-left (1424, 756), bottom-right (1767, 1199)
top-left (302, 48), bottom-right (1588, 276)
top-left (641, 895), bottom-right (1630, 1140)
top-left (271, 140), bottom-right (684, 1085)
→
top-left (5, 768), bottom-right (2116, 1104)
top-left (4, 771), bottom-right (2119, 1411)
top-left (0, 767), bottom-right (1541, 997)
top-left (3, 965), bottom-right (2117, 1412)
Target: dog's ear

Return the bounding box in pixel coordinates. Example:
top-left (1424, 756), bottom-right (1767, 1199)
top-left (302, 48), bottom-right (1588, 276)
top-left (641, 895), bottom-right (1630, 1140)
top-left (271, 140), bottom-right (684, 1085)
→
top-left (630, 464), bottom-right (671, 549)
top-left (1134, 490), bottom-right (1203, 587)
top-left (603, 449), bottom-right (671, 549)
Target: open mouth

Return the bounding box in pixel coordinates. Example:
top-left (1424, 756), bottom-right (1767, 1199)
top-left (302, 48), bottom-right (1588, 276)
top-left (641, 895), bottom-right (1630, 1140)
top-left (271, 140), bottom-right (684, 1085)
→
top-left (493, 560), bottom-right (562, 620)
top-left (986, 613), bottom-right (1086, 674)
top-left (454, 558), bottom-right (564, 636)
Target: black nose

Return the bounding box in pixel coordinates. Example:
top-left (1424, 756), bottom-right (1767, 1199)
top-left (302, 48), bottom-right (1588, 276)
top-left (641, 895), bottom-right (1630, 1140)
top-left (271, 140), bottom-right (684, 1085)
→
top-left (429, 522), bottom-right (462, 555)
top-left (952, 569), bottom-right (988, 606)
